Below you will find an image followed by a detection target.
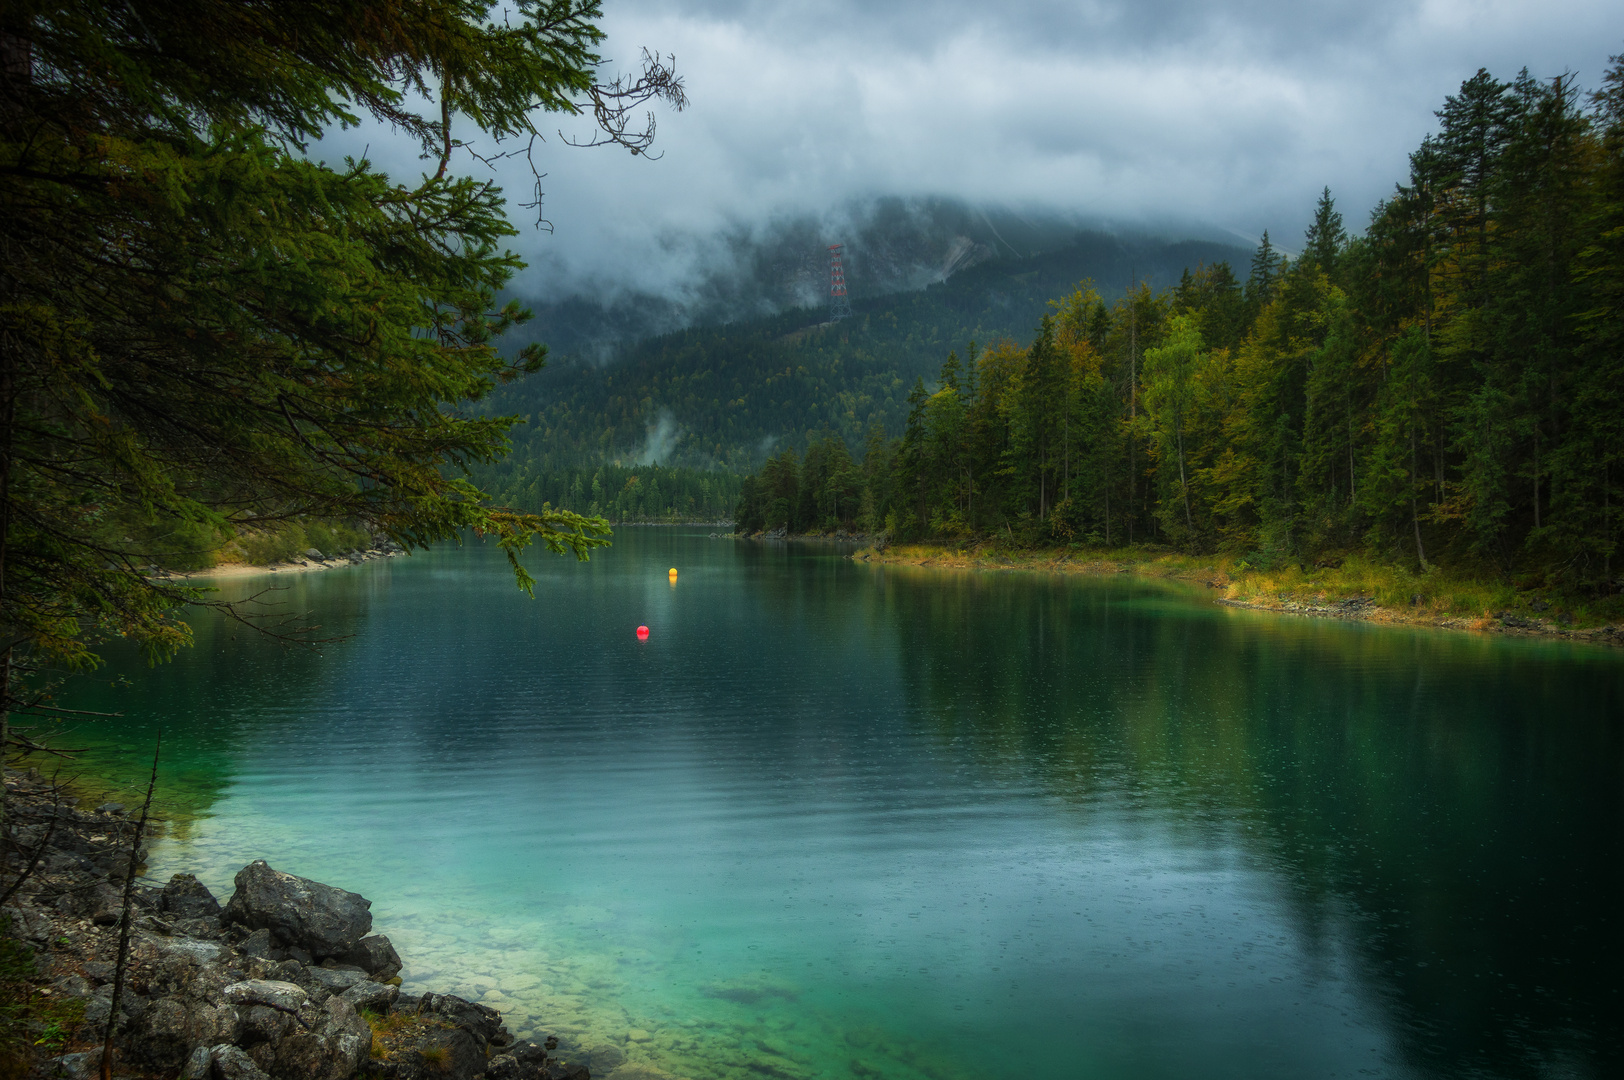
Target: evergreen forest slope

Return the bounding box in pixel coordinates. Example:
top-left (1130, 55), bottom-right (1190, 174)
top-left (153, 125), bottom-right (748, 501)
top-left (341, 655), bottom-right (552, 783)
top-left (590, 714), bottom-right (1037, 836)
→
top-left (477, 230), bottom-right (1250, 509)
top-left (730, 65), bottom-right (1624, 603)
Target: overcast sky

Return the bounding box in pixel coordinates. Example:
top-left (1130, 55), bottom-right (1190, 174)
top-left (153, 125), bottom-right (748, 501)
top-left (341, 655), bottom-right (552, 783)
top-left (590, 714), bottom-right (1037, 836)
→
top-left (328, 0), bottom-right (1621, 303)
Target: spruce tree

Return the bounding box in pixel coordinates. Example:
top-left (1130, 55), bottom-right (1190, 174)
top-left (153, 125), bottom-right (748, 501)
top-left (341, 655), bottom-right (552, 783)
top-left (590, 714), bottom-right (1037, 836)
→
top-left (1302, 188), bottom-right (1347, 277)
top-left (0, 1), bottom-right (685, 693)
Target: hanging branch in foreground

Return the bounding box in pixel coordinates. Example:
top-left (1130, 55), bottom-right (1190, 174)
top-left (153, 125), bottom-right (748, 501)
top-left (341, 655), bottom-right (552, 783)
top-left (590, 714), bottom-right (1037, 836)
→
top-left (101, 735), bottom-right (160, 1080)
top-left (3, 0), bottom-right (638, 699)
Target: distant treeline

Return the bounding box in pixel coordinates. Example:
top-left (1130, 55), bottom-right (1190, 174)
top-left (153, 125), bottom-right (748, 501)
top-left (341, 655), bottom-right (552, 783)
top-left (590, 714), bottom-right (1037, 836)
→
top-left (737, 65), bottom-right (1624, 589)
top-left (482, 463), bottom-right (741, 523)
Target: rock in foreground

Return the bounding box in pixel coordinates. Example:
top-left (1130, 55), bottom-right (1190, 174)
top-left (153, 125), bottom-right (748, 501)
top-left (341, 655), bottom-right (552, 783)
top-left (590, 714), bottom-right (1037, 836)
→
top-left (223, 860), bottom-right (373, 960)
top-left (0, 777), bottom-right (592, 1080)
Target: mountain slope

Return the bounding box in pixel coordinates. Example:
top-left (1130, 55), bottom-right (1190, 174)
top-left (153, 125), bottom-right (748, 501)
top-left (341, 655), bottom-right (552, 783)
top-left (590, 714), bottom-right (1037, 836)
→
top-left (480, 229), bottom-right (1250, 491)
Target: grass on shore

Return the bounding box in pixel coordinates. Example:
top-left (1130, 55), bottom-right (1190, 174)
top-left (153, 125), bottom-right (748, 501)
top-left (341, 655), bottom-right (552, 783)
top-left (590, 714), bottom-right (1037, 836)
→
top-left (863, 542), bottom-right (1623, 630)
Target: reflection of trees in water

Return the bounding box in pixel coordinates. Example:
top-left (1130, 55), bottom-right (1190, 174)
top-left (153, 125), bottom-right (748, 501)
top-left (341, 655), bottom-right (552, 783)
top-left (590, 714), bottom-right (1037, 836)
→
top-left (36, 541), bottom-right (1624, 1076)
top-left (878, 566), bottom-right (1624, 1077)
top-left (35, 567), bottom-right (393, 836)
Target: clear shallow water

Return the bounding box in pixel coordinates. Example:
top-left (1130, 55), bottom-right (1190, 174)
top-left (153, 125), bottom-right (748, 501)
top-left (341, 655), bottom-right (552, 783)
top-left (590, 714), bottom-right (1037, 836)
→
top-left (48, 530), bottom-right (1624, 1080)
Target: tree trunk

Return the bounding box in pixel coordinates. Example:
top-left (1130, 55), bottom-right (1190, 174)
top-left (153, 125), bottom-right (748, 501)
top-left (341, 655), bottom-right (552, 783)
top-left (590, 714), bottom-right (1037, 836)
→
top-left (0, 355), bottom-right (14, 795)
top-left (1533, 428), bottom-right (1541, 530)
top-left (1411, 420), bottom-right (1428, 569)
top-left (1128, 301), bottom-right (1137, 544)
top-left (1176, 414), bottom-right (1192, 531)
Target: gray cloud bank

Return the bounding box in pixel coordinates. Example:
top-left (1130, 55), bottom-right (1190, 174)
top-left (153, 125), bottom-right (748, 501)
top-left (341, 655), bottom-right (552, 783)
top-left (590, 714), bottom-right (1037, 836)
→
top-left (319, 0), bottom-right (1622, 323)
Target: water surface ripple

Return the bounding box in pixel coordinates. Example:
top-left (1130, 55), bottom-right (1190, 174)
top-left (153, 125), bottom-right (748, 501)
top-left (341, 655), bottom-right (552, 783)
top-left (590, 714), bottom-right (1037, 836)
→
top-left (57, 529), bottom-right (1624, 1080)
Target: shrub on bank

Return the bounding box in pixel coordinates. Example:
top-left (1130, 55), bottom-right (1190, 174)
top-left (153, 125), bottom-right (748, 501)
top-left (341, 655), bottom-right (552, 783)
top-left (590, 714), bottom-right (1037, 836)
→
top-left (234, 520), bottom-right (372, 565)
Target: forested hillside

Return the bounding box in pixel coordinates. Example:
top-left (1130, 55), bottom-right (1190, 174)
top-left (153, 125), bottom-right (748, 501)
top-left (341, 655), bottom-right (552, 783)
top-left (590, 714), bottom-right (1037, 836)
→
top-left (475, 229), bottom-right (1249, 512)
top-left (735, 65), bottom-right (1624, 590)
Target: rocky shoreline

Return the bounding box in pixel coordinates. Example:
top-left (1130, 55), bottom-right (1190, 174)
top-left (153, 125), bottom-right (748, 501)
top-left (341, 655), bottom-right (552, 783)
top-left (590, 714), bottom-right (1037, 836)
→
top-left (729, 529), bottom-right (876, 543)
top-left (156, 540), bottom-right (409, 583)
top-left (1209, 591), bottom-right (1624, 645)
top-left (258, 539), bottom-right (407, 575)
top-left (0, 769), bottom-right (590, 1080)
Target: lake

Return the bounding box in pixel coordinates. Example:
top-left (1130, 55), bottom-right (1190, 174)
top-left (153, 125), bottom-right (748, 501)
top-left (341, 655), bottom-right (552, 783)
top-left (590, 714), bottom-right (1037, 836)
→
top-left (52, 528), bottom-right (1624, 1080)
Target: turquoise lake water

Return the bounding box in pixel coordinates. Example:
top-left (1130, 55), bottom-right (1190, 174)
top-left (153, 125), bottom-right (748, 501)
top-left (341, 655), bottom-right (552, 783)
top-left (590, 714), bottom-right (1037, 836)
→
top-left (48, 528), bottom-right (1624, 1080)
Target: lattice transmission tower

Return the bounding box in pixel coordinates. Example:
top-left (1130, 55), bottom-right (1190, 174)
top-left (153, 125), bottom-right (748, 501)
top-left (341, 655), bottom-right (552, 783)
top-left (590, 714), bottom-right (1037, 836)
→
top-left (827, 244), bottom-right (852, 321)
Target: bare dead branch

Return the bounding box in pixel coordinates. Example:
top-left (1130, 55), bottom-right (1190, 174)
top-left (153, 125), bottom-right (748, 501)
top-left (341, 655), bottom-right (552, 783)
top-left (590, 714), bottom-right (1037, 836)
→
top-left (561, 49), bottom-right (687, 157)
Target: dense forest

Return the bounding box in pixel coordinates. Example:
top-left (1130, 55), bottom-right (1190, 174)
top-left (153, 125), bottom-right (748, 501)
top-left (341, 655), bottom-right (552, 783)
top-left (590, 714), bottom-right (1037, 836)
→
top-left (735, 65), bottom-right (1624, 589)
top-left (477, 231), bottom-right (1248, 476)
top-left (482, 464), bottom-right (741, 523)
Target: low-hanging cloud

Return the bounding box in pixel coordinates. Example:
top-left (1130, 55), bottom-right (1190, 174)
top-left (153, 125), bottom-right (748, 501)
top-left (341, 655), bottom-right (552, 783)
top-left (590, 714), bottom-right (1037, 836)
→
top-left (317, 0), bottom-right (1622, 311)
top-left (633, 410), bottom-right (682, 466)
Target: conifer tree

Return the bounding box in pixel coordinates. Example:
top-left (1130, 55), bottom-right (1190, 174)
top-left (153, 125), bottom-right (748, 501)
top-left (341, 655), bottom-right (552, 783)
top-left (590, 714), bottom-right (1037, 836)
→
top-left (1302, 188), bottom-right (1347, 277)
top-left (725, 60), bottom-right (1621, 594)
top-left (0, 0), bottom-right (684, 696)
top-left (1246, 231), bottom-right (1285, 314)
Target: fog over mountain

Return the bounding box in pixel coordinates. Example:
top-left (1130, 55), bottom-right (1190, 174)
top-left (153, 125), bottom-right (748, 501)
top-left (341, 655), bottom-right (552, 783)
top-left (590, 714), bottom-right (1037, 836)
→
top-left (504, 197), bottom-right (1252, 358)
top-left (314, 0), bottom-right (1620, 349)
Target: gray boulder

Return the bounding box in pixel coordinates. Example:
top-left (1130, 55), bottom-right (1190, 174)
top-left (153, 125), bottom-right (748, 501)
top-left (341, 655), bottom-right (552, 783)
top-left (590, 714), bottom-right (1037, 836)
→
top-left (47, 1049), bottom-right (103, 1080)
top-left (547, 1065), bottom-right (590, 1080)
top-left (172, 915), bottom-right (225, 940)
top-left (50, 974), bottom-right (91, 998)
top-left (238, 1003), bottom-right (296, 1046)
top-left (487, 1043), bottom-right (553, 1080)
top-left (186, 1003), bottom-right (243, 1050)
top-left (418, 991), bottom-right (511, 1051)
top-left (128, 997), bottom-right (191, 1067)
top-left (161, 873), bottom-right (223, 919)
top-left (304, 965), bottom-right (367, 993)
top-left (334, 933), bottom-right (402, 979)
top-left (223, 979), bottom-right (309, 1012)
top-left (223, 861), bottom-right (372, 958)
top-left (149, 934), bottom-right (227, 966)
top-left (246, 997), bottom-right (370, 1080)
top-left (583, 1045), bottom-right (626, 1074)
top-left (339, 980), bottom-right (399, 1015)
top-left (212, 1045), bottom-right (273, 1080)
top-left (241, 927), bottom-right (276, 960)
top-left (179, 1046), bottom-right (214, 1080)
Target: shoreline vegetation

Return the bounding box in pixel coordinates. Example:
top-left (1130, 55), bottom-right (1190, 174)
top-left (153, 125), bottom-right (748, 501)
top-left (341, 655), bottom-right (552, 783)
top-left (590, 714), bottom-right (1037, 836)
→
top-left (729, 527), bottom-right (1622, 646)
top-left (727, 65), bottom-right (1624, 643)
top-left (167, 521), bottom-right (736, 582)
top-left (838, 539), bottom-right (1624, 648)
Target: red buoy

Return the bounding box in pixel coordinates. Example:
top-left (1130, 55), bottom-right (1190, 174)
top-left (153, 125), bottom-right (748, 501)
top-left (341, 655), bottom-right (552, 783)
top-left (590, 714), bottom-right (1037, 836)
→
top-left (636, 625), bottom-right (650, 640)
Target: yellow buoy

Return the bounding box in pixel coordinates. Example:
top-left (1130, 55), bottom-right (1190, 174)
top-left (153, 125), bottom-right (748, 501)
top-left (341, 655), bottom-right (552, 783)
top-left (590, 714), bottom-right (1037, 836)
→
top-left (668, 568), bottom-right (678, 577)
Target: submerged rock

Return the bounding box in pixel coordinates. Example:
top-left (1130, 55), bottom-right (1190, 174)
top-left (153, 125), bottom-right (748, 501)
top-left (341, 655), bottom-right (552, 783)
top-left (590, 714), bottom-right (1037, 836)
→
top-left (223, 860), bottom-right (372, 958)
